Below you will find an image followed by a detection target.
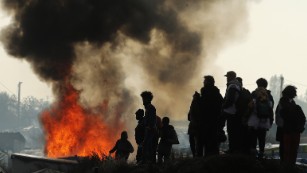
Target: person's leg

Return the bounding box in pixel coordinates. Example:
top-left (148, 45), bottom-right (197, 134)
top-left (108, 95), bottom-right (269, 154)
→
top-left (257, 129), bottom-right (267, 159)
top-left (164, 145), bottom-right (172, 163)
top-left (195, 134), bottom-right (204, 157)
top-left (276, 127), bottom-right (284, 161)
top-left (189, 134), bottom-right (196, 157)
top-left (227, 115), bottom-right (241, 153)
top-left (136, 145), bottom-right (143, 163)
top-left (203, 134), bottom-right (208, 157)
top-left (240, 125), bottom-right (250, 154)
top-left (235, 116), bottom-right (246, 153)
top-left (283, 133), bottom-right (293, 164)
top-left (284, 133), bottom-right (300, 165)
top-left (289, 133), bottom-right (300, 164)
top-left (249, 128), bottom-right (257, 156)
top-left (143, 131), bottom-right (154, 163)
top-left (209, 136), bottom-right (219, 156)
top-left (226, 116), bottom-right (234, 153)
top-left (205, 141), bottom-right (219, 157)
top-left (157, 152), bottom-right (163, 164)
top-left (279, 140), bottom-right (284, 162)
top-left (152, 134), bottom-right (159, 163)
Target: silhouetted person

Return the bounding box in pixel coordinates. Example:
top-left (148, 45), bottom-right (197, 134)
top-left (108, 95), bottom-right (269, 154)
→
top-left (247, 87), bottom-right (273, 159)
top-left (140, 91), bottom-right (157, 163)
top-left (236, 77), bottom-right (253, 154)
top-left (249, 78), bottom-right (274, 158)
top-left (187, 91), bottom-right (201, 158)
top-left (157, 117), bottom-right (178, 164)
top-left (198, 75), bottom-right (223, 157)
top-left (276, 85), bottom-right (306, 165)
top-left (135, 109), bottom-right (145, 163)
top-left (109, 131), bottom-right (134, 161)
top-left (220, 71), bottom-right (242, 153)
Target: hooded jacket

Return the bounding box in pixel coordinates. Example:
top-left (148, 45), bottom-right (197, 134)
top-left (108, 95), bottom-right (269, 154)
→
top-left (223, 79), bottom-right (241, 115)
top-left (200, 85), bottom-right (223, 130)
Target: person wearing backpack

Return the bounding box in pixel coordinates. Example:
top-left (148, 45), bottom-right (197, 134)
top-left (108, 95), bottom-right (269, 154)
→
top-left (221, 71), bottom-right (242, 153)
top-left (276, 85), bottom-right (306, 165)
top-left (247, 87), bottom-right (273, 159)
top-left (157, 117), bottom-right (179, 164)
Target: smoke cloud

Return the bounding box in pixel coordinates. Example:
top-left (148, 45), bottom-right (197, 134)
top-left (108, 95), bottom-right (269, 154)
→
top-left (0, 0), bottom-right (249, 123)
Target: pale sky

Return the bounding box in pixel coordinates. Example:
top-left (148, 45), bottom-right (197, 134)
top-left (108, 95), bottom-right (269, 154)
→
top-left (0, 14), bottom-right (53, 101)
top-left (215, 0), bottom-right (307, 96)
top-left (0, 0), bottom-right (307, 100)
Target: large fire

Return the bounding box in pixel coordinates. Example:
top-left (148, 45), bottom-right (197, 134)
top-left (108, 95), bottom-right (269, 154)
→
top-left (40, 84), bottom-right (122, 158)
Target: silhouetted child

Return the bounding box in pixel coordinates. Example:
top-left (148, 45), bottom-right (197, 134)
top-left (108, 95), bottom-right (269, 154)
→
top-left (109, 131), bottom-right (134, 161)
top-left (157, 117), bottom-right (179, 164)
top-left (135, 109), bottom-right (145, 163)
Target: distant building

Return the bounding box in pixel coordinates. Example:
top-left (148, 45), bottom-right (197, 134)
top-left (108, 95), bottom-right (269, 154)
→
top-left (0, 132), bottom-right (25, 152)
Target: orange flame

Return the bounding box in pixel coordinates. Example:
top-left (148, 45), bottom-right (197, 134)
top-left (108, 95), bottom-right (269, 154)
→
top-left (40, 84), bottom-right (122, 158)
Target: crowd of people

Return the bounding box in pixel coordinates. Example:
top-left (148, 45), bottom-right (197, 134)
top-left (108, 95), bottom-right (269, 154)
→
top-left (188, 71), bottom-right (306, 165)
top-left (109, 70), bottom-right (306, 166)
top-left (109, 91), bottom-right (179, 164)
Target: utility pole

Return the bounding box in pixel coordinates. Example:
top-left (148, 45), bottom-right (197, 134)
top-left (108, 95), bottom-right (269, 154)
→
top-left (18, 82), bottom-right (22, 118)
top-left (279, 75), bottom-right (284, 99)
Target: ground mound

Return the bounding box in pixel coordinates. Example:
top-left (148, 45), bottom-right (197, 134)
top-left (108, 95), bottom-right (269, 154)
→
top-left (76, 154), bottom-right (306, 173)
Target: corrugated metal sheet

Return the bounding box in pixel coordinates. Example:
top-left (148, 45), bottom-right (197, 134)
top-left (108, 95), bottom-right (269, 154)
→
top-left (32, 168), bottom-right (64, 173)
top-left (11, 154), bottom-right (78, 173)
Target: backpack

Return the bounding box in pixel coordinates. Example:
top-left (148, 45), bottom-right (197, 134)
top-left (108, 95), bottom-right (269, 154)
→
top-left (294, 105), bottom-right (306, 133)
top-left (167, 127), bottom-right (179, 144)
top-left (256, 99), bottom-right (272, 119)
top-left (235, 88), bottom-right (252, 115)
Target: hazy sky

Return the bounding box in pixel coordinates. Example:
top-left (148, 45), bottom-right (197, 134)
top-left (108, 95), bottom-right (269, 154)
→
top-left (214, 0), bottom-right (307, 96)
top-left (0, 0), bottom-right (307, 100)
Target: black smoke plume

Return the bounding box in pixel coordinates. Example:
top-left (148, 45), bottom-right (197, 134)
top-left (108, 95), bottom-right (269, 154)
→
top-left (1, 0), bottom-right (199, 80)
top-left (0, 0), bottom-right (248, 120)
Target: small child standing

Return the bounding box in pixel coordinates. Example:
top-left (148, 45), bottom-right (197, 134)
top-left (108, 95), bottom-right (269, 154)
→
top-left (134, 109), bottom-right (145, 163)
top-left (157, 117), bottom-right (179, 164)
top-left (109, 131), bottom-right (134, 161)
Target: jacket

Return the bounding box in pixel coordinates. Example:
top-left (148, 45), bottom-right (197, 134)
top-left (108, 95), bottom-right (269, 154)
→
top-left (223, 79), bottom-right (241, 115)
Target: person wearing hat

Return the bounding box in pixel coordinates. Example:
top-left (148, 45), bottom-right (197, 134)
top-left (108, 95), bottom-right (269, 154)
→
top-left (220, 71), bottom-right (242, 154)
